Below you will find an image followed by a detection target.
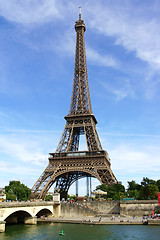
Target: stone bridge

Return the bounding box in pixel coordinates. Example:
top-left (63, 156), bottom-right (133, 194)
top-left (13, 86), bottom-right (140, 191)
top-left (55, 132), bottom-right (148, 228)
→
top-left (0, 198), bottom-right (61, 233)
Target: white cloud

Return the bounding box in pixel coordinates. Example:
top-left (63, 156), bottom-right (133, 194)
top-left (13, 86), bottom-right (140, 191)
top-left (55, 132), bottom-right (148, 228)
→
top-left (101, 132), bottom-right (160, 138)
top-left (106, 143), bottom-right (160, 188)
top-left (55, 29), bottom-right (119, 68)
top-left (0, 0), bottom-right (62, 25)
top-left (0, 1), bottom-right (121, 69)
top-left (55, 29), bottom-right (75, 55)
top-left (99, 78), bottom-right (134, 101)
top-left (110, 144), bottom-right (160, 173)
top-left (87, 47), bottom-right (118, 68)
top-left (1, 0), bottom-right (160, 70)
top-left (0, 129), bottom-right (61, 134)
top-left (87, 1), bottom-right (160, 69)
top-left (143, 69), bottom-right (160, 100)
top-left (0, 135), bottom-right (48, 166)
top-left (0, 160), bottom-right (41, 175)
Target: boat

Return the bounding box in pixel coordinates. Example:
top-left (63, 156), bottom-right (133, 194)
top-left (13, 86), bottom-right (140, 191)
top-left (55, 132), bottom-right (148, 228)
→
top-left (59, 231), bottom-right (65, 236)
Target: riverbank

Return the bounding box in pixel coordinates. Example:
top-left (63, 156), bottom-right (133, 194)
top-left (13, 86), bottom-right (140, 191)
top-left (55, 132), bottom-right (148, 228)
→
top-left (37, 216), bottom-right (149, 225)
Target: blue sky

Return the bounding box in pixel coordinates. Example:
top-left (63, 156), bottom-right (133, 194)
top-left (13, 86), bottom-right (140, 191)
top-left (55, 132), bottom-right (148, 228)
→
top-left (0, 0), bottom-right (160, 196)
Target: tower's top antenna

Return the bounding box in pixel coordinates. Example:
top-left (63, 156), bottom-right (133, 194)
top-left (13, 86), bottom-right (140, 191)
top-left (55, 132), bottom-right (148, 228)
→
top-left (79, 6), bottom-right (81, 20)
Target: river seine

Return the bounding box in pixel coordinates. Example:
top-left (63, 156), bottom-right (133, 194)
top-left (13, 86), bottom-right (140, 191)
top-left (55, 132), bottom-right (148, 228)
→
top-left (1, 223), bottom-right (160, 240)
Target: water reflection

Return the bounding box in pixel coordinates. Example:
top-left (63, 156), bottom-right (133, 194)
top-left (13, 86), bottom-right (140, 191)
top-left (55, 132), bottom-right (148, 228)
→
top-left (1, 223), bottom-right (160, 240)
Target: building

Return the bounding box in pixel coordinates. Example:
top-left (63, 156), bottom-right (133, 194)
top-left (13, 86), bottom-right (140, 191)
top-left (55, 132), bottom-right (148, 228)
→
top-left (0, 188), bottom-right (6, 202)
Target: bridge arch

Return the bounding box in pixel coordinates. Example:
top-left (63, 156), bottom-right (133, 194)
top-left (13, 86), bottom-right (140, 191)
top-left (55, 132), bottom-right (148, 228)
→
top-left (0, 202), bottom-right (59, 232)
top-left (4, 210), bottom-right (32, 224)
top-left (2, 207), bottom-right (33, 222)
top-left (36, 208), bottom-right (53, 218)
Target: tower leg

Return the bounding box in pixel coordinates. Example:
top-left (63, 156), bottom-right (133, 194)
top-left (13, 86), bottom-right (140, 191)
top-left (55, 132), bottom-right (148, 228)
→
top-left (90, 176), bottom-right (92, 197)
top-left (86, 176), bottom-right (89, 197)
top-left (76, 180), bottom-right (78, 197)
top-left (60, 190), bottom-right (68, 200)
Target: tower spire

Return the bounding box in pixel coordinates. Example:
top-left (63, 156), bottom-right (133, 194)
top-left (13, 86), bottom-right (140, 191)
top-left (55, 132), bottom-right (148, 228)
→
top-left (68, 7), bottom-right (92, 116)
top-left (79, 6), bottom-right (81, 20)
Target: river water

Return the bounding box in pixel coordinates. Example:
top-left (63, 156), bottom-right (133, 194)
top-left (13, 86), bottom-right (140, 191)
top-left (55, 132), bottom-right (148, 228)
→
top-left (1, 223), bottom-right (160, 240)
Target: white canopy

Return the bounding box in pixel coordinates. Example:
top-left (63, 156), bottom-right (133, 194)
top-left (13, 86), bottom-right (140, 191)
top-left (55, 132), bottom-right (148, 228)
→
top-left (91, 189), bottom-right (107, 195)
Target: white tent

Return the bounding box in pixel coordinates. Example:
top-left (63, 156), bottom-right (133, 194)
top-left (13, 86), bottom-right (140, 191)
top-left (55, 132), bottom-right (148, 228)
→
top-left (91, 189), bottom-right (107, 197)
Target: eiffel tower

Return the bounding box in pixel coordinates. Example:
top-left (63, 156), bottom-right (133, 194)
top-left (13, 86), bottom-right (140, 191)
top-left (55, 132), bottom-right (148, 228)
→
top-left (31, 8), bottom-right (117, 199)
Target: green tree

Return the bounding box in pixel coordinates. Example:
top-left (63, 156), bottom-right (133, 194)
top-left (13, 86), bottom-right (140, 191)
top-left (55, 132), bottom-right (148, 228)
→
top-left (45, 195), bottom-right (53, 201)
top-left (5, 181), bottom-right (31, 201)
top-left (138, 177), bottom-right (159, 200)
top-left (147, 184), bottom-right (159, 199)
top-left (141, 177), bottom-right (156, 187)
top-left (96, 178), bottom-right (160, 201)
top-left (96, 184), bottom-right (108, 192)
top-left (127, 178), bottom-right (160, 200)
top-left (127, 189), bottom-right (140, 200)
top-left (126, 180), bottom-right (141, 199)
top-left (156, 180), bottom-right (160, 192)
top-left (6, 189), bottom-right (17, 201)
top-left (140, 184), bottom-right (159, 200)
top-left (127, 181), bottom-right (141, 191)
top-left (96, 183), bottom-right (125, 200)
top-left (108, 183), bottom-right (125, 200)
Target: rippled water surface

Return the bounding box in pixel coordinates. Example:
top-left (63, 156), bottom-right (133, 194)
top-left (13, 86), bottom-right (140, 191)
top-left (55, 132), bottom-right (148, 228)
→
top-left (1, 223), bottom-right (160, 240)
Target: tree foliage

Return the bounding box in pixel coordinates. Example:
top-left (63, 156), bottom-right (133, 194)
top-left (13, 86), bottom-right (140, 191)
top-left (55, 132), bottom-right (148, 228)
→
top-left (157, 180), bottom-right (160, 191)
top-left (96, 183), bottom-right (125, 200)
top-left (139, 178), bottom-right (159, 200)
top-left (5, 181), bottom-right (31, 201)
top-left (96, 177), bottom-right (160, 201)
top-left (45, 195), bottom-right (53, 201)
top-left (127, 181), bottom-right (141, 191)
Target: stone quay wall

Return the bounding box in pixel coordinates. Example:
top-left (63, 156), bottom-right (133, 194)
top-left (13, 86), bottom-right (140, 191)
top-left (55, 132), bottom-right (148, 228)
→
top-left (120, 200), bottom-right (159, 217)
top-left (61, 201), bottom-right (120, 217)
top-left (61, 200), bottom-right (159, 217)
top-left (61, 202), bottom-right (96, 217)
top-left (81, 201), bottom-right (120, 215)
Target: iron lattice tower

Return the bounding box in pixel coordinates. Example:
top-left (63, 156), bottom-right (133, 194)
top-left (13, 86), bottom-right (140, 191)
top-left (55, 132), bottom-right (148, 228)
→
top-left (31, 9), bottom-right (117, 199)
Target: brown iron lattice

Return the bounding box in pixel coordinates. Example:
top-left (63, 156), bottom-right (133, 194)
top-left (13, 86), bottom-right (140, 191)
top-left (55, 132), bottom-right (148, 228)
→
top-left (31, 10), bottom-right (117, 199)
